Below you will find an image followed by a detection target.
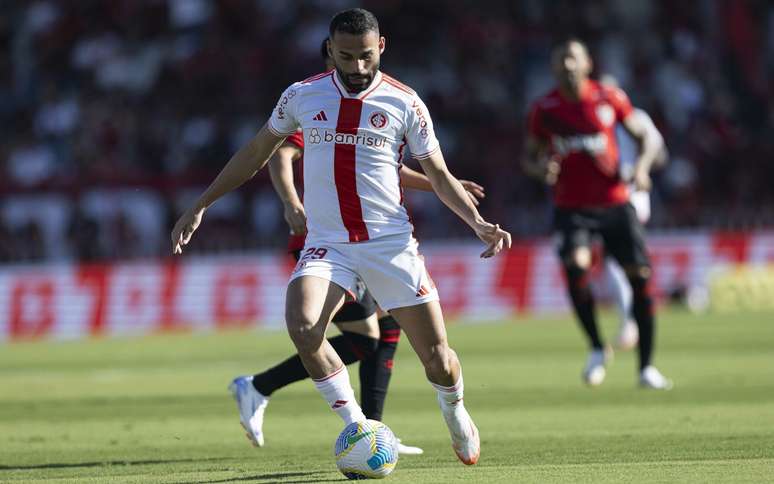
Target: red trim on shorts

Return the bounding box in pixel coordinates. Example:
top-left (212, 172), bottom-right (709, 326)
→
top-left (334, 98), bottom-right (369, 242)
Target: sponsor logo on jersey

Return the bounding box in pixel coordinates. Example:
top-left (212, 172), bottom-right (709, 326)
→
top-left (551, 132), bottom-right (608, 156)
top-left (275, 89), bottom-right (296, 120)
top-left (307, 128), bottom-right (387, 148)
top-left (411, 100), bottom-right (431, 138)
top-left (595, 103), bottom-right (615, 127)
top-left (369, 111), bottom-right (389, 129)
top-left (313, 110), bottom-right (328, 121)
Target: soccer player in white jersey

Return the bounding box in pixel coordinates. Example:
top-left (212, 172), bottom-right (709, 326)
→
top-left (171, 8), bottom-right (511, 465)
top-left (599, 74), bottom-right (668, 350)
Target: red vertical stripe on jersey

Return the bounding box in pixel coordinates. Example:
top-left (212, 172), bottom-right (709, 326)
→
top-left (334, 98), bottom-right (369, 242)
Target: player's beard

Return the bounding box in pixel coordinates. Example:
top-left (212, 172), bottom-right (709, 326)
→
top-left (336, 62), bottom-right (379, 93)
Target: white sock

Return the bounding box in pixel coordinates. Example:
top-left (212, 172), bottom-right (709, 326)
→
top-left (605, 258), bottom-right (633, 328)
top-left (313, 366), bottom-right (366, 425)
top-left (431, 373), bottom-right (465, 413)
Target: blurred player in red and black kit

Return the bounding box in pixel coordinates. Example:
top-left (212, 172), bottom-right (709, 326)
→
top-left (231, 39), bottom-right (484, 453)
top-left (523, 39), bottom-right (672, 389)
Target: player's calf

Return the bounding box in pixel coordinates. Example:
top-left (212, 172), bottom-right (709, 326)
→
top-left (563, 263), bottom-right (605, 350)
top-left (421, 344), bottom-right (459, 387)
top-left (359, 315), bottom-right (400, 421)
top-left (624, 265), bottom-right (655, 370)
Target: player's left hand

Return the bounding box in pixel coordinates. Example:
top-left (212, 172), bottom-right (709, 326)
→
top-left (633, 167), bottom-right (652, 192)
top-left (460, 179), bottom-right (485, 206)
top-left (475, 223), bottom-right (512, 259)
top-left (171, 207), bottom-right (204, 254)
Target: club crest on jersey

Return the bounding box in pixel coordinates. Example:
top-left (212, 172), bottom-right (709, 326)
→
top-left (369, 111), bottom-right (389, 129)
top-left (595, 104), bottom-right (615, 127)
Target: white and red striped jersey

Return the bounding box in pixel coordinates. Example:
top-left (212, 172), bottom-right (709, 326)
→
top-left (268, 69), bottom-right (440, 244)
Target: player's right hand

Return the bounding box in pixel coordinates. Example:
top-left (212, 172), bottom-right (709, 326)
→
top-left (171, 207), bottom-right (204, 254)
top-left (283, 202), bottom-right (307, 235)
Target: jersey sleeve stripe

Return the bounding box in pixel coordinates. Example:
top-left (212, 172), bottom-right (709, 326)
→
top-left (382, 74), bottom-right (416, 95)
top-left (411, 145), bottom-right (440, 160)
top-left (267, 121), bottom-right (296, 137)
top-left (301, 69), bottom-right (334, 84)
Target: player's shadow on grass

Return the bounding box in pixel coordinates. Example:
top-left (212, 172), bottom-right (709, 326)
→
top-left (193, 472), bottom-right (344, 483)
top-left (0, 457), bottom-right (228, 471)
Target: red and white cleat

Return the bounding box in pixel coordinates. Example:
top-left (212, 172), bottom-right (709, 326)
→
top-left (439, 396), bottom-right (480, 465)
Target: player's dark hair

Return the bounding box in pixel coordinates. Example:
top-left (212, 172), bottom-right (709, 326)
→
top-left (552, 37), bottom-right (590, 55)
top-left (320, 37), bottom-right (330, 60)
top-left (329, 8), bottom-right (379, 38)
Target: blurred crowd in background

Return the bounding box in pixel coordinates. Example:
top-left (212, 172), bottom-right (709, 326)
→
top-left (1, 0), bottom-right (773, 263)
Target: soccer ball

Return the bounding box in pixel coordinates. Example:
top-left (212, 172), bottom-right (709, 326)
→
top-left (334, 419), bottom-right (399, 479)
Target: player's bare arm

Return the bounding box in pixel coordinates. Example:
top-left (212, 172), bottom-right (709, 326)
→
top-left (522, 136), bottom-right (560, 185)
top-left (621, 114), bottom-right (663, 192)
top-left (417, 150), bottom-right (511, 258)
top-left (268, 142), bottom-right (306, 235)
top-left (399, 165), bottom-right (485, 206)
top-left (171, 123), bottom-right (287, 254)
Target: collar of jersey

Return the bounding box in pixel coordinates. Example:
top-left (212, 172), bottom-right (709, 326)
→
top-left (331, 70), bottom-right (383, 100)
top-left (558, 79), bottom-right (594, 103)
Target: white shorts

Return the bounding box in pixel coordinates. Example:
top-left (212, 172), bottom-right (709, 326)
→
top-left (289, 232), bottom-right (439, 311)
top-left (629, 190), bottom-right (651, 224)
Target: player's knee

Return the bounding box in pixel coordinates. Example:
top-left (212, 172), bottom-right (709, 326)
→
top-left (570, 247), bottom-right (592, 269)
top-left (624, 265), bottom-right (653, 300)
top-left (285, 308), bottom-right (326, 353)
top-left (624, 265), bottom-right (651, 280)
top-left (563, 259), bottom-right (591, 294)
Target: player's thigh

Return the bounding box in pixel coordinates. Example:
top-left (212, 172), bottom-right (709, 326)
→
top-left (285, 276), bottom-right (348, 335)
top-left (356, 233), bottom-right (438, 313)
top-left (388, 300), bottom-right (449, 365)
top-left (600, 203), bottom-right (650, 272)
top-left (286, 242), bottom-right (359, 333)
top-left (554, 208), bottom-right (594, 269)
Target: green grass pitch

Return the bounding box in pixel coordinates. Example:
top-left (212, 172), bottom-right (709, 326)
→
top-left (1, 309), bottom-right (773, 483)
